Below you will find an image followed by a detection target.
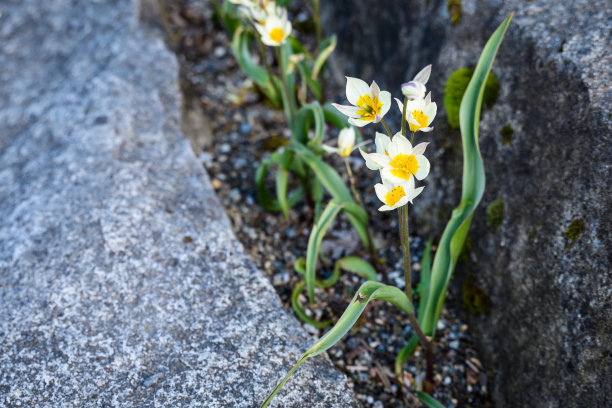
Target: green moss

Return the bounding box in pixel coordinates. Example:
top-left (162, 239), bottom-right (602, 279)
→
top-left (182, 236), bottom-right (194, 244)
top-left (486, 199), bottom-right (505, 232)
top-left (563, 218), bottom-right (585, 240)
top-left (447, 0), bottom-right (462, 24)
top-left (462, 275), bottom-right (489, 315)
top-left (444, 68), bottom-right (500, 129)
top-left (501, 124), bottom-right (514, 145)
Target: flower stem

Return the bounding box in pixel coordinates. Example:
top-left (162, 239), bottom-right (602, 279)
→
top-left (398, 205), bottom-right (412, 301)
top-left (312, 0), bottom-right (322, 44)
top-left (401, 95), bottom-right (408, 136)
top-left (345, 157), bottom-right (380, 273)
top-left (256, 35), bottom-right (278, 98)
top-left (407, 312), bottom-right (435, 392)
top-left (381, 119), bottom-right (393, 139)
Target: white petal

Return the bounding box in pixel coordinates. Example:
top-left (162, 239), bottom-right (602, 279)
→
top-left (420, 126), bottom-right (434, 132)
top-left (392, 133), bottom-right (413, 155)
top-left (370, 80), bottom-right (381, 100)
top-left (415, 155), bottom-right (430, 180)
top-left (413, 142), bottom-right (429, 155)
top-left (374, 183), bottom-right (387, 203)
top-left (345, 77), bottom-right (370, 105)
top-left (392, 196), bottom-right (410, 210)
top-left (379, 90), bottom-right (392, 117)
top-left (378, 204), bottom-right (394, 212)
top-left (408, 186), bottom-right (425, 202)
top-left (360, 149), bottom-right (382, 170)
top-left (381, 167), bottom-right (405, 185)
top-left (394, 97), bottom-right (405, 115)
top-left (332, 103), bottom-right (361, 118)
top-left (365, 152), bottom-right (391, 167)
top-left (413, 64), bottom-right (432, 84)
top-left (322, 144), bottom-right (338, 154)
top-left (375, 132), bottom-right (390, 154)
top-left (425, 102), bottom-right (437, 125)
top-left (348, 117), bottom-right (370, 127)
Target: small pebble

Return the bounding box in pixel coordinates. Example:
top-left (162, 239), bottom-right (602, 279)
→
top-left (449, 340), bottom-right (460, 350)
top-left (444, 376), bottom-right (452, 385)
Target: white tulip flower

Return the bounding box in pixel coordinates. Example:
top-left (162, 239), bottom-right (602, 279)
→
top-left (255, 6), bottom-right (291, 46)
top-left (395, 91), bottom-right (437, 133)
top-left (374, 176), bottom-right (424, 211)
top-left (332, 77), bottom-right (392, 127)
top-left (362, 133), bottom-right (430, 183)
top-left (401, 64), bottom-right (432, 100)
top-left (322, 128), bottom-right (362, 157)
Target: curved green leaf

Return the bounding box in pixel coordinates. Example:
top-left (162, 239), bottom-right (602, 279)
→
top-left (305, 200), bottom-right (343, 303)
top-left (261, 281), bottom-right (414, 407)
top-left (291, 281), bottom-right (333, 328)
top-left (420, 13), bottom-right (513, 337)
top-left (312, 35), bottom-right (336, 80)
top-left (322, 102), bottom-right (350, 129)
top-left (255, 154), bottom-right (303, 212)
top-left (230, 27), bottom-right (280, 107)
top-left (336, 256), bottom-right (377, 281)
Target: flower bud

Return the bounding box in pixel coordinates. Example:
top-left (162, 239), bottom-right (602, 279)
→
top-left (401, 81), bottom-right (426, 100)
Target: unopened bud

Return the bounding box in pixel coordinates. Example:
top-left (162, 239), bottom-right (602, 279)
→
top-left (401, 81), bottom-right (426, 100)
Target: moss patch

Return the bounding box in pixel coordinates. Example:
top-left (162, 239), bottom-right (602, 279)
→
top-left (447, 0), bottom-right (462, 24)
top-left (486, 199), bottom-right (505, 232)
top-left (261, 134), bottom-right (289, 151)
top-left (182, 236), bottom-right (194, 244)
top-left (444, 68), bottom-right (500, 129)
top-left (563, 218), bottom-right (585, 241)
top-left (462, 275), bottom-right (489, 315)
top-left (501, 124), bottom-right (514, 145)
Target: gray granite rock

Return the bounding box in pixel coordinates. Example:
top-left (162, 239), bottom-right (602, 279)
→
top-left (323, 0), bottom-right (611, 407)
top-left (0, 0), bottom-right (358, 407)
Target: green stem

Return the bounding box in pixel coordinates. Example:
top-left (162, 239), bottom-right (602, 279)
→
top-left (381, 119), bottom-right (393, 139)
top-left (408, 312), bottom-right (435, 392)
top-left (313, 0), bottom-right (322, 44)
top-left (401, 95), bottom-right (408, 137)
top-left (399, 205), bottom-right (412, 301)
top-left (256, 35), bottom-right (278, 96)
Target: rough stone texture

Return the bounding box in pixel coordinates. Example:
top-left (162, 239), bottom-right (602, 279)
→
top-left (0, 1), bottom-right (359, 407)
top-left (323, 1), bottom-right (611, 407)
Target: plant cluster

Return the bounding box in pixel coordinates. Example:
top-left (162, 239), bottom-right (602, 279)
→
top-left (215, 1), bottom-right (513, 406)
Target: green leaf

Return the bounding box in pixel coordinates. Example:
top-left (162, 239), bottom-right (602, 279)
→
top-left (305, 200), bottom-right (343, 303)
top-left (291, 102), bottom-right (325, 144)
top-left (261, 281), bottom-right (414, 408)
top-left (279, 41), bottom-right (297, 121)
top-left (312, 35), bottom-right (336, 80)
top-left (322, 102), bottom-right (350, 129)
top-left (230, 27), bottom-right (281, 107)
top-left (336, 257), bottom-right (377, 281)
top-left (394, 334), bottom-right (419, 382)
top-left (291, 281), bottom-right (333, 328)
top-left (292, 143), bottom-right (370, 250)
top-left (417, 392), bottom-right (446, 408)
top-left (417, 238), bottom-right (433, 320)
top-left (255, 153), bottom-right (303, 213)
top-left (419, 13), bottom-right (513, 337)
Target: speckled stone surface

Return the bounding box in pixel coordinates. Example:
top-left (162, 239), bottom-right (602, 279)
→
top-left (0, 0), bottom-right (358, 406)
top-left (323, 1), bottom-right (611, 407)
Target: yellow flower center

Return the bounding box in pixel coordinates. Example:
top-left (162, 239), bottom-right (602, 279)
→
top-left (385, 186), bottom-right (406, 207)
top-left (269, 28), bottom-right (285, 43)
top-left (355, 94), bottom-right (383, 121)
top-left (389, 153), bottom-right (419, 180)
top-left (409, 110), bottom-right (429, 132)
top-left (338, 146), bottom-right (352, 157)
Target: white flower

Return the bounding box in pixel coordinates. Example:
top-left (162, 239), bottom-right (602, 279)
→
top-left (362, 133), bottom-right (430, 183)
top-left (322, 128), bottom-right (360, 157)
top-left (332, 77), bottom-right (392, 127)
top-left (359, 132), bottom-right (390, 170)
top-left (255, 5), bottom-right (291, 46)
top-left (395, 92), bottom-right (437, 133)
top-left (374, 177), bottom-right (424, 211)
top-left (401, 64), bottom-right (432, 100)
